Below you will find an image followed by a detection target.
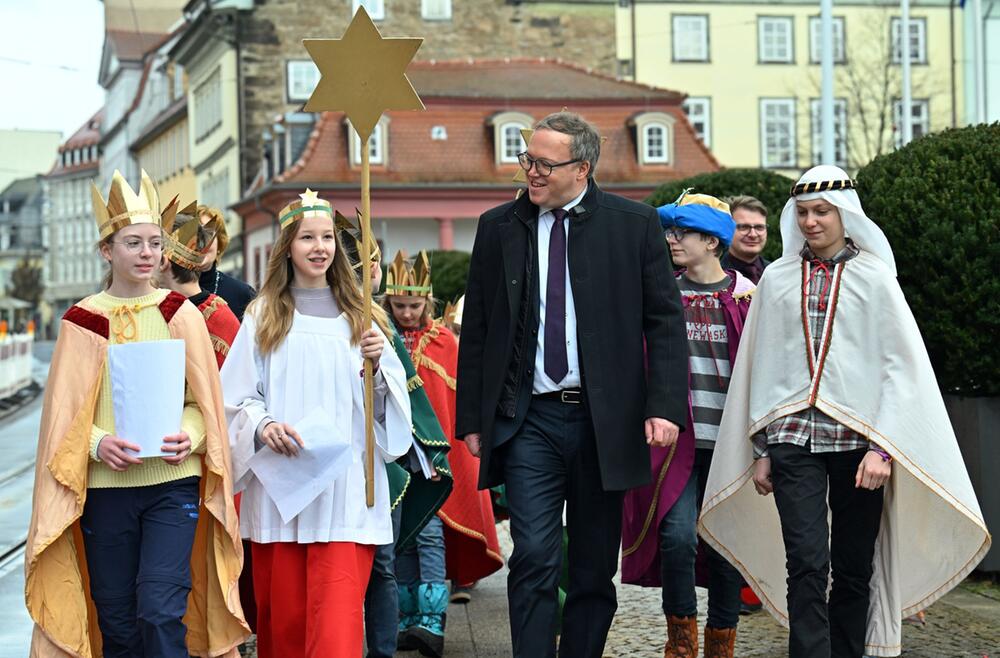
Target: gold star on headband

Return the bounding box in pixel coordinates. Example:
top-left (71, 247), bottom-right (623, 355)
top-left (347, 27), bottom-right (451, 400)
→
top-left (303, 8), bottom-right (424, 141)
top-left (300, 188), bottom-right (321, 206)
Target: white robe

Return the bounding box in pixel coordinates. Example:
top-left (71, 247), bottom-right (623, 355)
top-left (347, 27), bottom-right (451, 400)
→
top-left (221, 309), bottom-right (412, 545)
top-left (699, 251), bottom-right (991, 657)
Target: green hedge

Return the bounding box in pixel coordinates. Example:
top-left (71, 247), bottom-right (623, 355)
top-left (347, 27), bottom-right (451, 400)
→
top-left (645, 168), bottom-right (796, 262)
top-left (428, 250), bottom-right (471, 312)
top-left (856, 123), bottom-right (1000, 396)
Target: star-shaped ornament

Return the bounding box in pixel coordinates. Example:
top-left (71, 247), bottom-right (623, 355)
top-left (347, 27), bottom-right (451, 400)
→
top-left (513, 128), bottom-right (534, 184)
top-left (299, 188), bottom-right (321, 206)
top-left (303, 7), bottom-right (424, 141)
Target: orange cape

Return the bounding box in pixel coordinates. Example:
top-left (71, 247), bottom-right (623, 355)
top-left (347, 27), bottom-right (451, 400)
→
top-left (25, 292), bottom-right (249, 657)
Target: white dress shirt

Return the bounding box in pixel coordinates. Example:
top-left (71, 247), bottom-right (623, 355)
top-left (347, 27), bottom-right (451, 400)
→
top-left (533, 186), bottom-right (587, 394)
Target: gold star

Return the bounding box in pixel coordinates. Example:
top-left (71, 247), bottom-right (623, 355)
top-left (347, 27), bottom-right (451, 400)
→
top-left (303, 8), bottom-right (424, 141)
top-left (513, 128), bottom-right (534, 184)
top-left (300, 188), bottom-right (321, 206)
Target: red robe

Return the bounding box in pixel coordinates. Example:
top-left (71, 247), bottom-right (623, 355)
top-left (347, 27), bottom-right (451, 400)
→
top-left (404, 321), bottom-right (503, 584)
top-left (197, 294), bottom-right (240, 369)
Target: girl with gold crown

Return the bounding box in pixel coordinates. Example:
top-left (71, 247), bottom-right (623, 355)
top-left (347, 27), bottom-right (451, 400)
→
top-left (383, 250), bottom-right (503, 658)
top-left (220, 189), bottom-right (412, 657)
top-left (25, 170), bottom-right (248, 657)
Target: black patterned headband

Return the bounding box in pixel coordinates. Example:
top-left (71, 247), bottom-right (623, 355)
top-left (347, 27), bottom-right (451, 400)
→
top-left (790, 179), bottom-right (857, 197)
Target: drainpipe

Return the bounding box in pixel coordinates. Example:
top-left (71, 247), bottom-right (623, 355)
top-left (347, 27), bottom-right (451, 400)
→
top-left (950, 0), bottom-right (957, 127)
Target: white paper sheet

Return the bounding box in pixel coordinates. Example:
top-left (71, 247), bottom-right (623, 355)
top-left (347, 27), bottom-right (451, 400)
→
top-left (410, 441), bottom-right (436, 480)
top-left (108, 339), bottom-right (186, 458)
top-left (248, 407), bottom-right (352, 524)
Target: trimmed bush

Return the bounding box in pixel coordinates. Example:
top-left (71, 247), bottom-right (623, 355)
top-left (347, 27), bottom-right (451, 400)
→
top-left (856, 123), bottom-right (1000, 396)
top-left (428, 250), bottom-right (471, 312)
top-left (645, 169), bottom-right (796, 262)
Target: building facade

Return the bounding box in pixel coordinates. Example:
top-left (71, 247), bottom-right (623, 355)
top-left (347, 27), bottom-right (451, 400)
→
top-left (42, 112), bottom-right (106, 328)
top-left (617, 0), bottom-right (966, 172)
top-left (233, 58), bottom-right (719, 290)
top-left (0, 130), bottom-right (63, 195)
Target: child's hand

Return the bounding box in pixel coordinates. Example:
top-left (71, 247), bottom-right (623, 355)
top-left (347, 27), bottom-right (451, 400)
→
top-left (752, 457), bottom-right (773, 496)
top-left (161, 431), bottom-right (192, 465)
top-left (97, 435), bottom-right (143, 471)
top-left (261, 421), bottom-right (304, 457)
top-left (359, 329), bottom-right (384, 366)
top-left (855, 451), bottom-right (891, 490)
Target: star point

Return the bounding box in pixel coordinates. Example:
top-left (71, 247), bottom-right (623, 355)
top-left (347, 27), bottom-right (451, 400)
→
top-left (300, 188), bottom-right (321, 206)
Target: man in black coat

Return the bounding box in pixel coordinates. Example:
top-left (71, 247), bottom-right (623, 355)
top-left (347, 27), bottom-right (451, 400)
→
top-left (456, 112), bottom-right (687, 658)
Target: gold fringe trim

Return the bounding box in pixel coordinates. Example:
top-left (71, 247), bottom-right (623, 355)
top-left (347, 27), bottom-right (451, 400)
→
top-left (406, 374), bottom-right (425, 392)
top-left (210, 335), bottom-right (231, 357)
top-left (200, 296), bottom-right (229, 323)
top-left (732, 289), bottom-right (755, 302)
top-left (416, 355), bottom-right (457, 391)
top-left (621, 442), bottom-right (678, 558)
top-left (411, 323), bottom-right (457, 391)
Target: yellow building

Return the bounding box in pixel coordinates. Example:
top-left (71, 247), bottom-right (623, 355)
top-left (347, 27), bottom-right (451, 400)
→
top-left (617, 0), bottom-right (964, 173)
top-left (134, 103), bottom-right (197, 206)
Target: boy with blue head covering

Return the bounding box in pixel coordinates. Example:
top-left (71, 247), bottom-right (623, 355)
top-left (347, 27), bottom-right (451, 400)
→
top-left (622, 191), bottom-right (755, 658)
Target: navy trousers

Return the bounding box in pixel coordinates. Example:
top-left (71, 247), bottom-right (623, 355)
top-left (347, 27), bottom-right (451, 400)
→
top-left (502, 396), bottom-right (624, 658)
top-left (80, 476), bottom-right (200, 658)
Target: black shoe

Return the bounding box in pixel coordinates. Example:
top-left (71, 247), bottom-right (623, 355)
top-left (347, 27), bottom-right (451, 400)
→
top-left (450, 585), bottom-right (473, 604)
top-left (739, 600), bottom-right (762, 615)
top-left (397, 628), bottom-right (418, 651)
top-left (408, 626), bottom-right (445, 658)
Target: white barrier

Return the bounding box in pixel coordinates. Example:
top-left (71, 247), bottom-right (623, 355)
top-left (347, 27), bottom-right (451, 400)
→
top-left (0, 334), bottom-right (34, 399)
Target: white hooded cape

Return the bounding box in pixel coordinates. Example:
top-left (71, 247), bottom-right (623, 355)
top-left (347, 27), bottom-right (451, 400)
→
top-left (699, 167), bottom-right (990, 657)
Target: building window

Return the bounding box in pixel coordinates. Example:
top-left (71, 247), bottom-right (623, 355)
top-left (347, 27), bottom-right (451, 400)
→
top-left (286, 60), bottom-right (320, 103)
top-left (353, 0), bottom-right (384, 20)
top-left (632, 112), bottom-right (676, 165)
top-left (891, 17), bottom-right (927, 64)
top-left (422, 0), bottom-right (451, 20)
top-left (810, 98), bottom-right (848, 167)
top-left (758, 17), bottom-right (794, 63)
top-left (893, 99), bottom-right (930, 148)
top-left (672, 15), bottom-right (709, 62)
top-left (499, 122), bottom-right (527, 164)
top-left (642, 124), bottom-right (670, 163)
top-left (202, 168), bottom-right (231, 211)
top-left (351, 121), bottom-right (386, 165)
top-left (759, 98), bottom-right (797, 168)
top-left (193, 67), bottom-right (222, 142)
top-left (682, 97), bottom-right (711, 148)
top-left (809, 16), bottom-right (846, 64)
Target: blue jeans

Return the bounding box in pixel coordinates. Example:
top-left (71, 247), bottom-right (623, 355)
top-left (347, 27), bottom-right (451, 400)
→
top-left (364, 504), bottom-right (402, 658)
top-left (659, 449), bottom-right (742, 629)
top-left (80, 476), bottom-right (200, 658)
top-left (396, 515), bottom-right (446, 585)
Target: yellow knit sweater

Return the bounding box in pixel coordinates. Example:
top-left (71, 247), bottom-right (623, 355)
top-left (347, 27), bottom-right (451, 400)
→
top-left (86, 289), bottom-right (206, 489)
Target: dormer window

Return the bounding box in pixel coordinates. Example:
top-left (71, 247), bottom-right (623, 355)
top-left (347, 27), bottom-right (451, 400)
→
top-left (631, 112), bottom-right (676, 165)
top-left (349, 118), bottom-right (388, 166)
top-left (488, 111), bottom-right (533, 165)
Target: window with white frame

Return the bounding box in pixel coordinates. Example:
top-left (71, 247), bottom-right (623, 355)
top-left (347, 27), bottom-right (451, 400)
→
top-left (633, 112), bottom-right (676, 165)
top-left (672, 15), bottom-right (709, 62)
top-left (500, 123), bottom-right (527, 164)
top-left (893, 99), bottom-right (930, 148)
top-left (353, 0), bottom-right (384, 20)
top-left (286, 60), bottom-right (320, 102)
top-left (810, 98), bottom-right (848, 167)
top-left (193, 67), bottom-right (222, 141)
top-left (758, 17), bottom-right (794, 63)
top-left (759, 99), bottom-right (797, 168)
top-left (809, 16), bottom-right (846, 64)
top-left (891, 17), bottom-right (927, 64)
top-left (682, 97), bottom-right (712, 148)
top-left (351, 121), bottom-right (386, 165)
top-left (422, 0), bottom-right (451, 20)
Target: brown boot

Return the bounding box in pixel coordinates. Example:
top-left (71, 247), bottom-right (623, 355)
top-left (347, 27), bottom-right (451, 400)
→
top-left (703, 625), bottom-right (736, 658)
top-left (663, 615), bottom-right (698, 657)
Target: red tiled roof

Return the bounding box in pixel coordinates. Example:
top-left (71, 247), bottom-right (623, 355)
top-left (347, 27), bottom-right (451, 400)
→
top-left (408, 58), bottom-right (684, 103)
top-left (48, 111), bottom-right (104, 177)
top-left (106, 29), bottom-right (168, 62)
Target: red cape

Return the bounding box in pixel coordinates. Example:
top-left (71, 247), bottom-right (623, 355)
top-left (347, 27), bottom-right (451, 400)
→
top-left (406, 321), bottom-right (503, 583)
top-left (197, 294), bottom-right (240, 369)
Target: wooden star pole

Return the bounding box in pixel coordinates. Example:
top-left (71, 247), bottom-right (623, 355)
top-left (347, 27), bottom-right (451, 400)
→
top-left (303, 7), bottom-right (424, 507)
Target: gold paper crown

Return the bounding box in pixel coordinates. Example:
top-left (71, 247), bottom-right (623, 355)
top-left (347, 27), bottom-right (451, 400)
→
top-left (384, 250), bottom-right (432, 297)
top-left (277, 188), bottom-right (334, 229)
top-left (163, 200), bottom-right (213, 270)
top-left (441, 300), bottom-right (457, 327)
top-left (335, 209), bottom-right (382, 271)
top-left (676, 190), bottom-right (731, 216)
top-left (91, 169), bottom-right (162, 239)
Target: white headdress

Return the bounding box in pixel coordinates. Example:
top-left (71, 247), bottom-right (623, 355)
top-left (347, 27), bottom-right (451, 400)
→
top-left (779, 165), bottom-right (896, 275)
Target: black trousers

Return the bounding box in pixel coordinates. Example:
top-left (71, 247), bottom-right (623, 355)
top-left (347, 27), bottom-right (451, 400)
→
top-left (501, 396), bottom-right (624, 658)
top-left (770, 444), bottom-right (884, 658)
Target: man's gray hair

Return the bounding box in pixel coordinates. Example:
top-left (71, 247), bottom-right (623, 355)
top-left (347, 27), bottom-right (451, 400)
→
top-left (533, 112), bottom-right (601, 177)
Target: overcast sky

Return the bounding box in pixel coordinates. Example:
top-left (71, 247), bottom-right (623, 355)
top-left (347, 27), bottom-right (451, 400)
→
top-left (0, 0), bottom-right (105, 138)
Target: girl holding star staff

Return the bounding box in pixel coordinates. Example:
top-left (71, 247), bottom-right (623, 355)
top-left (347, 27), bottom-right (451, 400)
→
top-left (221, 189), bottom-right (413, 657)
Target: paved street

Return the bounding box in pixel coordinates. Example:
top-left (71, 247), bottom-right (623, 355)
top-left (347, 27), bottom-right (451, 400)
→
top-left (2, 344), bottom-right (998, 657)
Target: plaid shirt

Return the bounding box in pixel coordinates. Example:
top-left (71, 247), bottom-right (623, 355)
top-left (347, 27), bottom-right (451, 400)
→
top-left (753, 241), bottom-right (871, 458)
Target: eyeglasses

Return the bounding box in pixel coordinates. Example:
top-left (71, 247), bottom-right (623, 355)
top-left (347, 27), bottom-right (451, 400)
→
top-left (516, 152), bottom-right (582, 177)
top-left (114, 238), bottom-right (164, 253)
top-left (664, 228), bottom-right (694, 241)
top-left (735, 224), bottom-right (768, 234)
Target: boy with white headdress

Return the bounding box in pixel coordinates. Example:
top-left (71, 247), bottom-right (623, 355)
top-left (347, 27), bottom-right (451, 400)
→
top-left (698, 165), bottom-right (990, 658)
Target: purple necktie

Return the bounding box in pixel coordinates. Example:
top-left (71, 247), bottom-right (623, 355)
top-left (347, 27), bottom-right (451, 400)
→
top-left (545, 208), bottom-right (569, 384)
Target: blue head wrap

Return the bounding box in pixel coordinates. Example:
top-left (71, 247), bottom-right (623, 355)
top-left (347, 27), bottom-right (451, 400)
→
top-left (657, 191), bottom-right (735, 247)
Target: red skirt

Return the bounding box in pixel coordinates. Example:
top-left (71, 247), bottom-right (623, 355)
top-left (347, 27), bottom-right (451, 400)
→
top-left (252, 541), bottom-right (376, 658)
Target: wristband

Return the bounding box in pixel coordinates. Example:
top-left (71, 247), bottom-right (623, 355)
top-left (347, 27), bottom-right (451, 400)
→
top-left (869, 447), bottom-right (892, 463)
